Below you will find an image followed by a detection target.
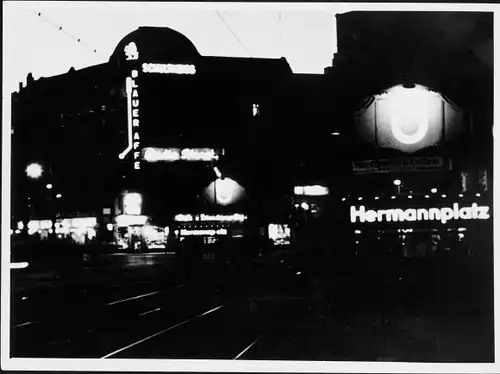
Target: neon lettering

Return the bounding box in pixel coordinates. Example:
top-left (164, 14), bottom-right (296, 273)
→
top-left (350, 204), bottom-right (490, 224)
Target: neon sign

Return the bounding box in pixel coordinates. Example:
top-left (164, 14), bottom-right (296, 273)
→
top-left (124, 42), bottom-right (139, 61)
top-left (174, 213), bottom-right (246, 223)
top-left (119, 70), bottom-right (141, 170)
top-left (142, 147), bottom-right (219, 162)
top-left (142, 63), bottom-right (196, 75)
top-left (180, 229), bottom-right (228, 236)
top-left (350, 203), bottom-right (490, 224)
top-left (294, 185), bottom-right (329, 196)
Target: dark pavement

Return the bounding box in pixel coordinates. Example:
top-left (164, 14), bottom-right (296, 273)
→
top-left (9, 246), bottom-right (495, 362)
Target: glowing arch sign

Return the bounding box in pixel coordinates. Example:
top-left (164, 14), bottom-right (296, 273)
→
top-left (354, 84), bottom-right (466, 153)
top-left (388, 86), bottom-right (430, 145)
top-left (350, 203), bottom-right (490, 225)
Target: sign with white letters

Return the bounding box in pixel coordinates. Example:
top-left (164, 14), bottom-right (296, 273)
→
top-left (350, 203), bottom-right (490, 224)
top-left (142, 63), bottom-right (196, 75)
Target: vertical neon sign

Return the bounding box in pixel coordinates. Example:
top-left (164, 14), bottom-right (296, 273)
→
top-left (119, 69), bottom-right (141, 170)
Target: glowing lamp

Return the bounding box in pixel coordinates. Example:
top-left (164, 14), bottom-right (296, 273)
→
top-left (56, 193), bottom-right (62, 199)
top-left (393, 179), bottom-right (402, 186)
top-left (26, 163), bottom-right (43, 179)
top-left (46, 184), bottom-right (53, 190)
top-left (431, 188), bottom-right (438, 194)
top-left (204, 178), bottom-right (245, 206)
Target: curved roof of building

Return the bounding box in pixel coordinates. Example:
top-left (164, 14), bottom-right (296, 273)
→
top-left (109, 26), bottom-right (200, 63)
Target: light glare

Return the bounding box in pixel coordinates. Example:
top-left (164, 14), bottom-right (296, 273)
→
top-left (26, 163), bottom-right (43, 179)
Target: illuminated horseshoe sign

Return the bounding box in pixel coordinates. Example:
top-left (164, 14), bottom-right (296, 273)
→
top-left (390, 114), bottom-right (429, 145)
top-left (389, 86), bottom-right (430, 145)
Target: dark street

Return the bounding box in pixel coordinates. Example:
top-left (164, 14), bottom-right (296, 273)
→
top-left (10, 246), bottom-right (494, 362)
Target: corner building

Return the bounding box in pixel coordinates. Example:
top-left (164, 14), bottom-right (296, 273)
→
top-left (11, 27), bottom-right (312, 252)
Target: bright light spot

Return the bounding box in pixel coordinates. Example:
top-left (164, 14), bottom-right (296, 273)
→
top-left (341, 198), bottom-right (346, 202)
top-left (458, 233), bottom-right (465, 240)
top-left (458, 194), bottom-right (464, 198)
top-left (441, 194), bottom-right (447, 198)
top-left (17, 221), bottom-right (24, 230)
top-left (355, 241), bottom-right (359, 244)
top-left (425, 195), bottom-right (430, 198)
top-left (331, 132), bottom-right (340, 136)
top-left (10, 262), bottom-right (29, 269)
top-left (205, 178), bottom-right (245, 206)
top-left (9, 229), bottom-right (13, 235)
top-left (301, 202), bottom-right (309, 210)
top-left (458, 228), bottom-right (467, 232)
top-left (26, 163), bottom-right (43, 179)
top-left (393, 179), bottom-right (402, 186)
top-left (296, 271), bottom-right (302, 275)
top-left (56, 193), bottom-right (62, 199)
top-left (408, 195), bottom-right (412, 199)
top-left (46, 184), bottom-right (53, 190)
top-left (431, 188), bottom-right (438, 194)
top-left (174, 214), bottom-right (193, 222)
top-left (107, 223), bottom-right (114, 231)
top-left (48, 229), bottom-right (53, 234)
top-left (123, 192), bottom-right (142, 215)
top-left (294, 185), bottom-right (329, 196)
top-left (268, 224), bottom-right (291, 246)
top-left (354, 230), bottom-right (362, 234)
top-left (387, 85), bottom-right (430, 145)
top-left (374, 196), bottom-right (379, 200)
top-left (88, 228), bottom-right (96, 240)
top-left (252, 103), bottom-right (260, 116)
top-left (391, 196), bottom-right (396, 199)
top-left (22, 297), bottom-right (28, 300)
top-left (28, 220), bottom-right (53, 230)
top-left (358, 197), bottom-right (363, 201)
top-left (213, 167), bottom-right (222, 178)
top-left (15, 229), bottom-right (21, 234)
top-left (115, 214), bottom-right (148, 227)
top-left (476, 193), bottom-right (481, 197)
top-left (294, 203), bottom-right (300, 208)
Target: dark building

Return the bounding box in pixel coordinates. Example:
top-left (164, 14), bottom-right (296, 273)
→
top-left (11, 26), bottom-right (327, 251)
top-left (317, 11), bottom-right (494, 302)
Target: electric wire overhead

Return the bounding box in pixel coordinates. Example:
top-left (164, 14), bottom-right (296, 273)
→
top-left (28, 9), bottom-right (103, 58)
top-left (215, 10), bottom-right (250, 55)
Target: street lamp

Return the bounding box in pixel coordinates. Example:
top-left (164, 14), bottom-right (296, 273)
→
top-left (26, 163), bottom-right (43, 179)
top-left (56, 193), bottom-right (62, 199)
top-left (393, 179), bottom-right (402, 194)
top-left (46, 184), bottom-right (53, 190)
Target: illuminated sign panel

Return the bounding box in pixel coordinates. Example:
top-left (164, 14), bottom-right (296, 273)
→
top-left (143, 148), bottom-right (219, 162)
top-left (294, 185), bottom-right (329, 196)
top-left (119, 69), bottom-right (141, 171)
top-left (354, 85), bottom-right (466, 153)
top-left (142, 63), bottom-right (196, 75)
top-left (350, 203), bottom-right (490, 224)
top-left (352, 156), bottom-right (449, 174)
top-left (123, 193), bottom-right (142, 215)
top-left (180, 229), bottom-right (228, 236)
top-left (115, 214), bottom-right (149, 227)
top-left (174, 213), bottom-right (246, 223)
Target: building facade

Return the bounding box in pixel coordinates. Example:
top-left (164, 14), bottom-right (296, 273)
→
top-left (12, 26), bottom-right (323, 252)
